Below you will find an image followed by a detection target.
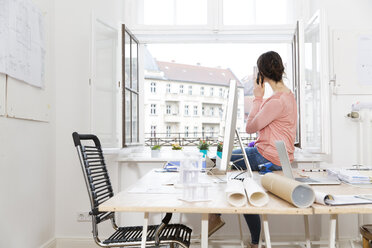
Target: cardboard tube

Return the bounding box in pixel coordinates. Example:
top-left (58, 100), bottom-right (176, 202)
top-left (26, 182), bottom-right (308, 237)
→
top-left (225, 180), bottom-right (247, 207)
top-left (261, 173), bottom-right (315, 208)
top-left (243, 177), bottom-right (269, 207)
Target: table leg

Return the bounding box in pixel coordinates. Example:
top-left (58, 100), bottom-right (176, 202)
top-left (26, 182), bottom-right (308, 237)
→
top-left (329, 214), bottom-right (337, 248)
top-left (262, 214), bottom-right (272, 248)
top-left (237, 215), bottom-right (244, 248)
top-left (201, 213), bottom-right (209, 248)
top-left (304, 215), bottom-right (311, 248)
top-left (141, 212), bottom-right (149, 248)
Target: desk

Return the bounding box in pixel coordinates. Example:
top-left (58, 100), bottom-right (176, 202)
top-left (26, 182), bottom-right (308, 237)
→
top-left (99, 170), bottom-right (312, 248)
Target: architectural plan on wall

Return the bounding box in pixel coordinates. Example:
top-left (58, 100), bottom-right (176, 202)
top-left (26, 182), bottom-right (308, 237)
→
top-left (0, 0), bottom-right (45, 88)
top-left (357, 35), bottom-right (372, 86)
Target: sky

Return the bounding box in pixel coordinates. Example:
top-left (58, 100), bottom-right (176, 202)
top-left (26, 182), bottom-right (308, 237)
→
top-left (147, 43), bottom-right (291, 80)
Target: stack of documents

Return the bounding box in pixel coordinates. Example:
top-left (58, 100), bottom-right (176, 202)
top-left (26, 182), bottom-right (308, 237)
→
top-left (337, 169), bottom-right (372, 184)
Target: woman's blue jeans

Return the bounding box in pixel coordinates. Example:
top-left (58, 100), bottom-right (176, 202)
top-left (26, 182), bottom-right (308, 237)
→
top-left (230, 147), bottom-right (282, 244)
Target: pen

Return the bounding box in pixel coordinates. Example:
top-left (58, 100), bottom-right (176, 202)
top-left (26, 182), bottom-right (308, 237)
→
top-left (302, 169), bottom-right (327, 172)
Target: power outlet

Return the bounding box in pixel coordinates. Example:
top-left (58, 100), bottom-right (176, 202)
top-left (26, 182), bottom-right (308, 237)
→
top-left (77, 211), bottom-right (91, 222)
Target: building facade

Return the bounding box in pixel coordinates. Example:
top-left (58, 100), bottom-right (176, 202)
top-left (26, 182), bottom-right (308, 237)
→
top-left (144, 58), bottom-right (245, 145)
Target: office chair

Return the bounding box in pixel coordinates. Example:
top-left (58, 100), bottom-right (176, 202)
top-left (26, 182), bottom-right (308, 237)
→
top-left (72, 132), bottom-right (192, 247)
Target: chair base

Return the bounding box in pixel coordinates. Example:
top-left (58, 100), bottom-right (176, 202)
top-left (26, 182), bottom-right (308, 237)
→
top-left (103, 224), bottom-right (192, 247)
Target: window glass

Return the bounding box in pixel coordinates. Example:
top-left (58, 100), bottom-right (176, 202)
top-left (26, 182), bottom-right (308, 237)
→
top-left (124, 32), bottom-right (131, 88)
top-left (143, 0), bottom-right (207, 25)
top-left (131, 39), bottom-right (138, 91)
top-left (125, 90), bottom-right (131, 143)
top-left (132, 93), bottom-right (138, 142)
top-left (223, 0), bottom-right (291, 25)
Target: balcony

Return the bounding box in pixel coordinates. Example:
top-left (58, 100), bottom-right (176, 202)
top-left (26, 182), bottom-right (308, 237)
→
top-left (144, 132), bottom-right (257, 147)
top-left (164, 113), bottom-right (181, 123)
top-left (201, 115), bottom-right (222, 124)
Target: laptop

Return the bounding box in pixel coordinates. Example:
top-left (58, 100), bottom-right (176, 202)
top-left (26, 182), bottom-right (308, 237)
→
top-left (275, 141), bottom-right (340, 185)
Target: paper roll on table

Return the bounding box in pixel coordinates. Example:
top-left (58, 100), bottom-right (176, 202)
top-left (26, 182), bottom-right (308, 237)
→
top-left (261, 173), bottom-right (315, 208)
top-left (225, 178), bottom-right (269, 207)
top-left (225, 180), bottom-right (247, 207)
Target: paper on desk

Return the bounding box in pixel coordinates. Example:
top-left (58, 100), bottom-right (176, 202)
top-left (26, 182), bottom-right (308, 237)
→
top-left (314, 191), bottom-right (372, 205)
top-left (261, 173), bottom-right (315, 208)
top-left (225, 180), bottom-right (247, 207)
top-left (244, 177), bottom-right (269, 207)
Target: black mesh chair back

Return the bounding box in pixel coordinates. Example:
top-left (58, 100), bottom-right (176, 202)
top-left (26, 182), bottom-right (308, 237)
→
top-left (72, 132), bottom-right (192, 247)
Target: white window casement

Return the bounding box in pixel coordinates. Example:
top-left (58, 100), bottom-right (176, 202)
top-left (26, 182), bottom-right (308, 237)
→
top-left (210, 107), bottom-right (214, 116)
top-left (202, 106), bottom-right (205, 116)
top-left (194, 126), bottom-right (198, 137)
top-left (150, 82), bottom-right (156, 93)
top-left (210, 127), bottom-right (214, 137)
top-left (184, 104), bottom-right (189, 116)
top-left (188, 85), bottom-right (193, 95)
top-left (166, 104), bottom-right (171, 114)
top-left (185, 126), bottom-right (189, 137)
top-left (166, 83), bottom-right (171, 93)
top-left (193, 106), bottom-right (198, 116)
top-left (219, 88), bottom-right (223, 97)
top-left (150, 104), bottom-right (156, 115)
top-left (166, 125), bottom-right (171, 137)
top-left (200, 86), bottom-right (204, 96)
top-left (151, 125), bottom-right (156, 137)
top-left (126, 1), bottom-right (330, 155)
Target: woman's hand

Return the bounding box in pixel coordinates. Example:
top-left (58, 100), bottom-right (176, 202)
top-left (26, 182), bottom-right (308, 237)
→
top-left (253, 77), bottom-right (265, 98)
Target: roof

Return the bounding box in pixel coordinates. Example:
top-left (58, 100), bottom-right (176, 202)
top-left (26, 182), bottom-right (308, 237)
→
top-left (156, 61), bottom-right (243, 87)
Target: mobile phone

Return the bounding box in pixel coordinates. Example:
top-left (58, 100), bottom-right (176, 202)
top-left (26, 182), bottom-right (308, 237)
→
top-left (256, 72), bottom-right (264, 85)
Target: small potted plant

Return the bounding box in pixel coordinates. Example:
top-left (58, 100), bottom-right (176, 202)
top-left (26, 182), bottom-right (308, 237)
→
top-left (197, 140), bottom-right (209, 157)
top-left (171, 143), bottom-right (182, 150)
top-left (151, 145), bottom-right (161, 158)
top-left (217, 141), bottom-right (223, 158)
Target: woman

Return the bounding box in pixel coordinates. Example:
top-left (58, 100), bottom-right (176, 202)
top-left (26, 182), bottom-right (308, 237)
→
top-left (209, 51), bottom-right (297, 248)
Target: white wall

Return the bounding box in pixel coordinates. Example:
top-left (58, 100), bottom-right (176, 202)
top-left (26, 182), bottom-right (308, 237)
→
top-left (54, 0), bottom-right (122, 239)
top-left (0, 0), bottom-right (55, 247)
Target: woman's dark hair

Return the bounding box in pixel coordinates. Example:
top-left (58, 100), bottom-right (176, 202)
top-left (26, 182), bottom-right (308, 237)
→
top-left (257, 51), bottom-right (285, 82)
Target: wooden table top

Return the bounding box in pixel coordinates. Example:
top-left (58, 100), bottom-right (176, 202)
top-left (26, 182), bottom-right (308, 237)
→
top-left (99, 170), bottom-right (313, 215)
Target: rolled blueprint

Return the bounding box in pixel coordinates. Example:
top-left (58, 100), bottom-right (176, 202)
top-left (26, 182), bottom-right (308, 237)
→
top-left (243, 177), bottom-right (269, 207)
top-left (261, 173), bottom-right (315, 208)
top-left (225, 180), bottom-right (247, 207)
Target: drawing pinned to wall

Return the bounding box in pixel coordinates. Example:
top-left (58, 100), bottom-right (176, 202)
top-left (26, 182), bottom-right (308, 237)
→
top-left (0, 0), bottom-right (45, 88)
top-left (357, 35), bottom-right (372, 86)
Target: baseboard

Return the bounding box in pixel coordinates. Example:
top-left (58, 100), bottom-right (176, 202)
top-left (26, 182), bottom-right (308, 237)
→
top-left (40, 238), bottom-right (56, 248)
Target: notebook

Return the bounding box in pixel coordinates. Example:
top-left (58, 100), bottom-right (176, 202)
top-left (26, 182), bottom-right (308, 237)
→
top-left (275, 141), bottom-right (340, 185)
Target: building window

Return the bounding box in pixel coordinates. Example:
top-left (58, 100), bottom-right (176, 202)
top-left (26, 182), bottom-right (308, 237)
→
top-left (150, 82), bottom-right (156, 93)
top-left (166, 83), bottom-right (171, 93)
top-left (202, 106), bottom-right (205, 116)
top-left (179, 84), bottom-right (184, 94)
top-left (219, 107), bottom-right (223, 118)
top-left (210, 127), bottom-right (214, 137)
top-left (166, 125), bottom-right (171, 137)
top-left (210, 87), bottom-right (214, 96)
top-left (150, 104), bottom-right (156, 115)
top-left (166, 105), bottom-right (171, 114)
top-left (185, 126), bottom-right (189, 137)
top-left (188, 85), bottom-right (192, 95)
top-left (193, 106), bottom-right (198, 115)
top-left (184, 105), bottom-right (189, 116)
top-left (200, 86), bottom-right (204, 96)
top-left (210, 107), bottom-right (214, 116)
top-left (194, 126), bottom-right (198, 137)
top-left (219, 88), bottom-right (223, 97)
top-left (151, 125), bottom-right (156, 137)
top-left (123, 25), bottom-right (139, 146)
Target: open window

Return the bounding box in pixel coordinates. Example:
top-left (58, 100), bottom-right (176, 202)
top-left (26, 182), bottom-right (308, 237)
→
top-left (120, 1), bottom-right (330, 154)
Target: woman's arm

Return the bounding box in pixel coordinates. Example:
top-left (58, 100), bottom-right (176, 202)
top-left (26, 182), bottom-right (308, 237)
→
top-left (246, 98), bottom-right (284, 134)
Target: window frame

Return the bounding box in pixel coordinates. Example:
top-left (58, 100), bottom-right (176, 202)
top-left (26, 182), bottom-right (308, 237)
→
top-left (122, 24), bottom-right (140, 147)
top-left (124, 2), bottom-right (330, 155)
